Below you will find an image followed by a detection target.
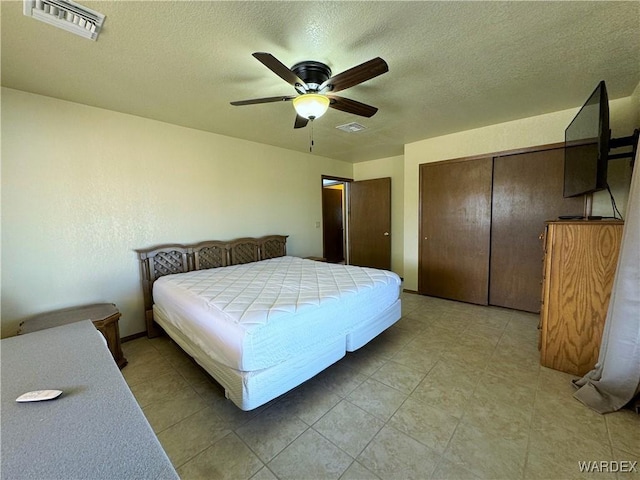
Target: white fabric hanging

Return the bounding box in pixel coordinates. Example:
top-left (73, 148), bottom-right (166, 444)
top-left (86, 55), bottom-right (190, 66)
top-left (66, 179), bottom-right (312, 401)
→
top-left (573, 137), bottom-right (640, 413)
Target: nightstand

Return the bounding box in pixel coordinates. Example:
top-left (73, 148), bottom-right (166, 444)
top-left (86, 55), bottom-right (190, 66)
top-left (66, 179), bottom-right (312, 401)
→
top-left (18, 303), bottom-right (128, 369)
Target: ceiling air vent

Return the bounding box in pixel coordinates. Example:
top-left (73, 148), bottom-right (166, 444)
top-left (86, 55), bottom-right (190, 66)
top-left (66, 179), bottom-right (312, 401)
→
top-left (23, 0), bottom-right (105, 41)
top-left (336, 122), bottom-right (367, 133)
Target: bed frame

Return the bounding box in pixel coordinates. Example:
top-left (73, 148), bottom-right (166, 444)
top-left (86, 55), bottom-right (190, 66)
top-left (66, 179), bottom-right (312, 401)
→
top-left (136, 235), bottom-right (288, 337)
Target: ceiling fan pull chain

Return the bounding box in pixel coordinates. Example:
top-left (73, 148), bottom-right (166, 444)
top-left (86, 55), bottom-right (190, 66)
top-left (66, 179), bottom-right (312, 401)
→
top-left (309, 120), bottom-right (314, 153)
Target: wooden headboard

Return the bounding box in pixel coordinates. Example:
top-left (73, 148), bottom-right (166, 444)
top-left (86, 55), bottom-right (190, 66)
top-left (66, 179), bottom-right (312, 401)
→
top-left (136, 235), bottom-right (288, 337)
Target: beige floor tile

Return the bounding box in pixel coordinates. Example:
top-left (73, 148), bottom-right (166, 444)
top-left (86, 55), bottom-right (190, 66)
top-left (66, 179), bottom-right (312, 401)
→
top-left (170, 356), bottom-right (213, 385)
top-left (461, 401), bottom-right (532, 439)
top-left (431, 313), bottom-right (473, 334)
top-left (501, 321), bottom-right (539, 345)
top-left (339, 347), bottom-right (388, 377)
top-left (347, 378), bottom-right (408, 421)
top-left (142, 385), bottom-right (209, 433)
top-left (611, 449), bottom-right (640, 478)
top-left (157, 407), bottom-right (233, 468)
top-left (277, 380), bottom-right (342, 425)
top-left (389, 396), bottom-right (459, 454)
top-left (472, 370), bottom-right (537, 410)
top-left (364, 325), bottom-right (416, 359)
top-left (128, 370), bottom-right (190, 407)
top-left (606, 409), bottom-right (640, 456)
top-left (406, 306), bottom-right (446, 323)
top-left (148, 335), bottom-right (182, 354)
top-left (537, 366), bottom-right (580, 396)
top-left (236, 401), bottom-right (308, 463)
top-left (439, 343), bottom-right (493, 369)
top-left (401, 303), bottom-right (420, 316)
top-left (268, 428), bottom-right (353, 480)
top-left (121, 354), bottom-right (176, 387)
top-left (250, 466), bottom-right (278, 480)
top-left (339, 461), bottom-right (382, 480)
top-left (395, 313), bottom-right (432, 333)
top-left (311, 361), bottom-right (367, 398)
top-left (404, 330), bottom-right (459, 360)
top-left (191, 378), bottom-right (265, 429)
top-left (429, 457), bottom-right (481, 480)
top-left (177, 432), bottom-right (263, 480)
top-left (444, 420), bottom-right (528, 480)
top-left (358, 425), bottom-right (440, 480)
top-left (531, 392), bottom-right (609, 445)
top-left (457, 330), bottom-right (499, 352)
top-left (470, 308), bottom-right (512, 329)
top-left (154, 338), bottom-right (195, 364)
top-left (493, 338), bottom-right (540, 361)
top-left (313, 400), bottom-right (385, 458)
top-left (371, 360), bottom-right (426, 394)
top-left (121, 337), bottom-right (163, 365)
top-left (489, 345), bottom-right (541, 385)
top-left (120, 296), bottom-right (632, 480)
top-left (525, 429), bottom-right (616, 480)
top-left (462, 325), bottom-right (505, 346)
top-left (410, 360), bottom-right (481, 418)
top-left (390, 342), bottom-right (440, 373)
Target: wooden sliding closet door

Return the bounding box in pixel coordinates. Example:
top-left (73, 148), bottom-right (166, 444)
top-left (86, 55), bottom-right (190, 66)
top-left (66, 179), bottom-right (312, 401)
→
top-left (419, 158), bottom-right (493, 305)
top-left (490, 148), bottom-right (584, 312)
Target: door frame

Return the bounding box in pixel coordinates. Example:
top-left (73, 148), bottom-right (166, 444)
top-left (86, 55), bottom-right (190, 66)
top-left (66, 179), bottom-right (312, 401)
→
top-left (321, 175), bottom-right (353, 263)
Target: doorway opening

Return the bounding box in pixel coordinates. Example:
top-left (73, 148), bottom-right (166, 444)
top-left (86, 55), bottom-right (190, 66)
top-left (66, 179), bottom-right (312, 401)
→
top-left (321, 175), bottom-right (352, 264)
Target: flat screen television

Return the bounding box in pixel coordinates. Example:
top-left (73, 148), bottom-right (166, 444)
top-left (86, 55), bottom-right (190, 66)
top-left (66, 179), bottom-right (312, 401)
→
top-left (563, 80), bottom-right (610, 198)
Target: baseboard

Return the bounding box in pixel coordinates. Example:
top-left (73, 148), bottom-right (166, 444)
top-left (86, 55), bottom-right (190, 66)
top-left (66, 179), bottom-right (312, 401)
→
top-left (402, 289), bottom-right (419, 294)
top-left (121, 331), bottom-right (147, 343)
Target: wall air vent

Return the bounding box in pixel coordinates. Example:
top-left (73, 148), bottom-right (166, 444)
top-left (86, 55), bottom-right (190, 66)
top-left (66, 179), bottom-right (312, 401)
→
top-left (336, 122), bottom-right (367, 133)
top-left (23, 0), bottom-right (105, 41)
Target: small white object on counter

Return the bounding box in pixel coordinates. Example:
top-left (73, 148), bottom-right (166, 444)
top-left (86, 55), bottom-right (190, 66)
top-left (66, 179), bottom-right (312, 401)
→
top-left (16, 390), bottom-right (63, 403)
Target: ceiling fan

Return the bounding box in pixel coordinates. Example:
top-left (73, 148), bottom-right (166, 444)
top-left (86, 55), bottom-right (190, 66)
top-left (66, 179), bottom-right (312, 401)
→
top-left (230, 52), bottom-right (389, 129)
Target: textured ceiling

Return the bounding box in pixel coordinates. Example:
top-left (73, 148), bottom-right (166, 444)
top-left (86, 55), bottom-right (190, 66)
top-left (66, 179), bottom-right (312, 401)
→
top-left (2, 1), bottom-right (639, 162)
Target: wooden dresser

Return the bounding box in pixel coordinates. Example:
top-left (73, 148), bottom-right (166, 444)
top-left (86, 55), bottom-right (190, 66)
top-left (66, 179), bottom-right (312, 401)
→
top-left (539, 220), bottom-right (623, 376)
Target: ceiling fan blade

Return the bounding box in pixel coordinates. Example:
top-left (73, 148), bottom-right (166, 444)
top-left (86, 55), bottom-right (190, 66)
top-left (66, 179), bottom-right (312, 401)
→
top-left (253, 52), bottom-right (308, 91)
top-left (230, 95), bottom-right (295, 106)
top-left (319, 57), bottom-right (388, 93)
top-left (328, 95), bottom-right (378, 117)
top-left (294, 115), bottom-right (309, 129)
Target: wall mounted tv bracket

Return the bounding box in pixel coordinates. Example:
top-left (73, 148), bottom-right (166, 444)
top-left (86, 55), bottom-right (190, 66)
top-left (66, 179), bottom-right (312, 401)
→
top-left (608, 128), bottom-right (640, 168)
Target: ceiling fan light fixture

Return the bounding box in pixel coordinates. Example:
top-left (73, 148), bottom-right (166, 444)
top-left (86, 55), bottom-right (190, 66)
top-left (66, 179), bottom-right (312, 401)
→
top-left (292, 94), bottom-right (330, 120)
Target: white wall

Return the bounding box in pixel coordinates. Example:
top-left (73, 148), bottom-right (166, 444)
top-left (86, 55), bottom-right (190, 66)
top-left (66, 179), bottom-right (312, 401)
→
top-left (353, 155), bottom-right (404, 277)
top-left (1, 88), bottom-right (353, 337)
top-left (402, 94), bottom-right (640, 291)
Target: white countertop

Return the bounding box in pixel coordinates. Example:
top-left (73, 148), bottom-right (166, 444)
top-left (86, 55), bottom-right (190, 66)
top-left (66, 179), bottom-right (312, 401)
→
top-left (1, 320), bottom-right (178, 480)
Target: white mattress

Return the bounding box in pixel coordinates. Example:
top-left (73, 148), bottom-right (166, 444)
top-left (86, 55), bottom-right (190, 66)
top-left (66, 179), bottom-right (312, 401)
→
top-left (152, 256), bottom-right (401, 371)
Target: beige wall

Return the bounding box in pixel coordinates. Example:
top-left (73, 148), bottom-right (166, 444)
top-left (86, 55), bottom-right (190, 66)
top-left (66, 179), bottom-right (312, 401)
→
top-left (402, 93), bottom-right (640, 291)
top-left (3, 85), bottom-right (638, 335)
top-left (1, 88), bottom-right (353, 337)
top-left (353, 155), bottom-right (404, 278)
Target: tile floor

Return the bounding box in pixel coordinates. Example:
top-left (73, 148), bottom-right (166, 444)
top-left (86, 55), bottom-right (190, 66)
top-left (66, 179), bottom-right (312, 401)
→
top-left (122, 293), bottom-right (639, 480)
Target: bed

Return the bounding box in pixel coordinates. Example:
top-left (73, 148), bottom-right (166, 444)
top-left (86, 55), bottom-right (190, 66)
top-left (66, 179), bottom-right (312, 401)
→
top-left (136, 235), bottom-right (401, 410)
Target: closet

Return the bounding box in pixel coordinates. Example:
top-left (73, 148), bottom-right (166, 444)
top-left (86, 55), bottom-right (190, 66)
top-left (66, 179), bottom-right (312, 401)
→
top-left (419, 157), bottom-right (492, 305)
top-left (419, 145), bottom-right (584, 312)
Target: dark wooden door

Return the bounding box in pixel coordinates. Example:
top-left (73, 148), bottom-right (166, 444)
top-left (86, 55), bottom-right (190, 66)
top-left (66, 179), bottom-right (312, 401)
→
top-left (490, 148), bottom-right (585, 312)
top-left (322, 186), bottom-right (344, 263)
top-left (419, 158), bottom-right (493, 305)
top-left (349, 178), bottom-right (391, 270)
